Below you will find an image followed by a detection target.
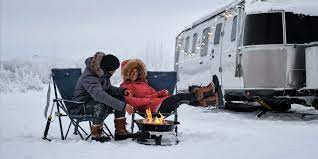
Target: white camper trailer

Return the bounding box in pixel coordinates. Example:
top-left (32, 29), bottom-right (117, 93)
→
top-left (175, 0), bottom-right (318, 111)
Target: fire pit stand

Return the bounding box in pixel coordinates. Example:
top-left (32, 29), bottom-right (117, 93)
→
top-left (134, 119), bottom-right (180, 146)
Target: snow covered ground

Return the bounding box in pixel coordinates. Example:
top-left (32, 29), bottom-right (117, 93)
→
top-left (1, 88), bottom-right (318, 159)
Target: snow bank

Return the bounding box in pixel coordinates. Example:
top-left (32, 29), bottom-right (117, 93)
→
top-left (0, 52), bottom-right (174, 92)
top-left (0, 56), bottom-right (84, 92)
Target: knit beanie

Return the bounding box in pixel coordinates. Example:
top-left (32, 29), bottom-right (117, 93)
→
top-left (100, 54), bottom-right (120, 71)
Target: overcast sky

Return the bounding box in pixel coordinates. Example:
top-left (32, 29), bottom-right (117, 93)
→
top-left (1, 0), bottom-right (230, 60)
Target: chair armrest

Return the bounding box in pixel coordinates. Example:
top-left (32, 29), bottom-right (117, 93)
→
top-left (53, 98), bottom-right (85, 104)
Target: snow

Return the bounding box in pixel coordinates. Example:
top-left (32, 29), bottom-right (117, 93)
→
top-left (189, 0), bottom-right (243, 29)
top-left (183, 0), bottom-right (318, 33)
top-left (2, 0), bottom-right (318, 158)
top-left (245, 0), bottom-right (318, 16)
top-left (1, 88), bottom-right (318, 159)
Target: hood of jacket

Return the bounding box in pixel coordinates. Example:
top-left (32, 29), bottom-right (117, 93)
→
top-left (85, 52), bottom-right (105, 77)
top-left (121, 59), bottom-right (147, 82)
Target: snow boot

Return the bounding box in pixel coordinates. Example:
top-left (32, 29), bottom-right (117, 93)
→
top-left (198, 93), bottom-right (218, 107)
top-left (91, 124), bottom-right (111, 143)
top-left (114, 117), bottom-right (133, 141)
top-left (212, 75), bottom-right (220, 94)
top-left (194, 82), bottom-right (215, 101)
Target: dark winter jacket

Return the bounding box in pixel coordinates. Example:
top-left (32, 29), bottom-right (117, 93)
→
top-left (73, 52), bottom-right (126, 113)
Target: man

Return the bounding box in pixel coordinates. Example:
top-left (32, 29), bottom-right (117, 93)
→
top-left (72, 52), bottom-right (134, 142)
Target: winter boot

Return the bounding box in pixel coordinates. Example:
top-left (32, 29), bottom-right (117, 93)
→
top-left (194, 83), bottom-right (215, 101)
top-left (91, 124), bottom-right (111, 143)
top-left (198, 93), bottom-right (218, 107)
top-left (212, 75), bottom-right (220, 94)
top-left (114, 117), bottom-right (133, 141)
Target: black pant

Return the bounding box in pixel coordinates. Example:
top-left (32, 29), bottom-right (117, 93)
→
top-left (79, 95), bottom-right (126, 125)
top-left (158, 92), bottom-right (196, 113)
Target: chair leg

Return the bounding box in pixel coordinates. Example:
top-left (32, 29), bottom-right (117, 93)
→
top-left (73, 120), bottom-right (79, 135)
top-left (65, 121), bottom-right (72, 139)
top-left (69, 119), bottom-right (84, 140)
top-left (174, 109), bottom-right (178, 136)
top-left (85, 134), bottom-right (92, 140)
top-left (71, 121), bottom-right (88, 136)
top-left (56, 104), bottom-right (65, 140)
top-left (131, 113), bottom-right (135, 133)
top-left (85, 122), bottom-right (92, 140)
top-left (103, 123), bottom-right (114, 138)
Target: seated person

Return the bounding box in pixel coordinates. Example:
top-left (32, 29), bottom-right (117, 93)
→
top-left (73, 52), bottom-right (134, 142)
top-left (120, 59), bottom-right (219, 114)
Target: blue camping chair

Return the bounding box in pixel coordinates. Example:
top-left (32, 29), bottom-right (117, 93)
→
top-left (43, 68), bottom-right (113, 141)
top-left (130, 71), bottom-right (179, 135)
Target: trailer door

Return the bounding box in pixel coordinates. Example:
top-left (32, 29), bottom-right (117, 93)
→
top-left (220, 15), bottom-right (242, 89)
top-left (177, 33), bottom-right (207, 91)
top-left (192, 26), bottom-right (215, 86)
top-left (209, 18), bottom-right (225, 85)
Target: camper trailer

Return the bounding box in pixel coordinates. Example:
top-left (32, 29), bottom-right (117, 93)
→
top-left (175, 0), bottom-right (318, 111)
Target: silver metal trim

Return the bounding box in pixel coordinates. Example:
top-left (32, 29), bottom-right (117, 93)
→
top-left (282, 11), bottom-right (287, 45)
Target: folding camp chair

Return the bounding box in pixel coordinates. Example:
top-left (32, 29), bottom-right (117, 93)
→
top-left (42, 68), bottom-right (113, 141)
top-left (130, 71), bottom-right (179, 135)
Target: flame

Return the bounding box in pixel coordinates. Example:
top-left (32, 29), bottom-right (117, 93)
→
top-left (155, 112), bottom-right (165, 124)
top-left (143, 108), bottom-right (166, 125)
top-left (145, 108), bottom-right (153, 123)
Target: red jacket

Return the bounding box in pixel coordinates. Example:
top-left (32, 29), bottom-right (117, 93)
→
top-left (120, 81), bottom-right (170, 112)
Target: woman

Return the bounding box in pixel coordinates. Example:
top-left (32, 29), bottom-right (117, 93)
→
top-left (120, 59), bottom-right (219, 113)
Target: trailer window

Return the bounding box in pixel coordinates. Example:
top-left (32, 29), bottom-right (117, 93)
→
top-left (175, 38), bottom-right (183, 62)
top-left (243, 13), bottom-right (283, 46)
top-left (231, 16), bottom-right (238, 41)
top-left (285, 12), bottom-right (318, 44)
top-left (191, 33), bottom-right (198, 54)
top-left (214, 23), bottom-right (222, 45)
top-left (200, 27), bottom-right (211, 56)
top-left (184, 36), bottom-right (190, 54)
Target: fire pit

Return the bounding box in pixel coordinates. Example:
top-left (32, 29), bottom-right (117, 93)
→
top-left (135, 119), bottom-right (179, 132)
top-left (134, 109), bottom-right (180, 146)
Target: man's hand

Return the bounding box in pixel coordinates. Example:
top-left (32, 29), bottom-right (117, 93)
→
top-left (125, 103), bottom-right (134, 115)
top-left (162, 89), bottom-right (169, 96)
top-left (159, 89), bottom-right (169, 97)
